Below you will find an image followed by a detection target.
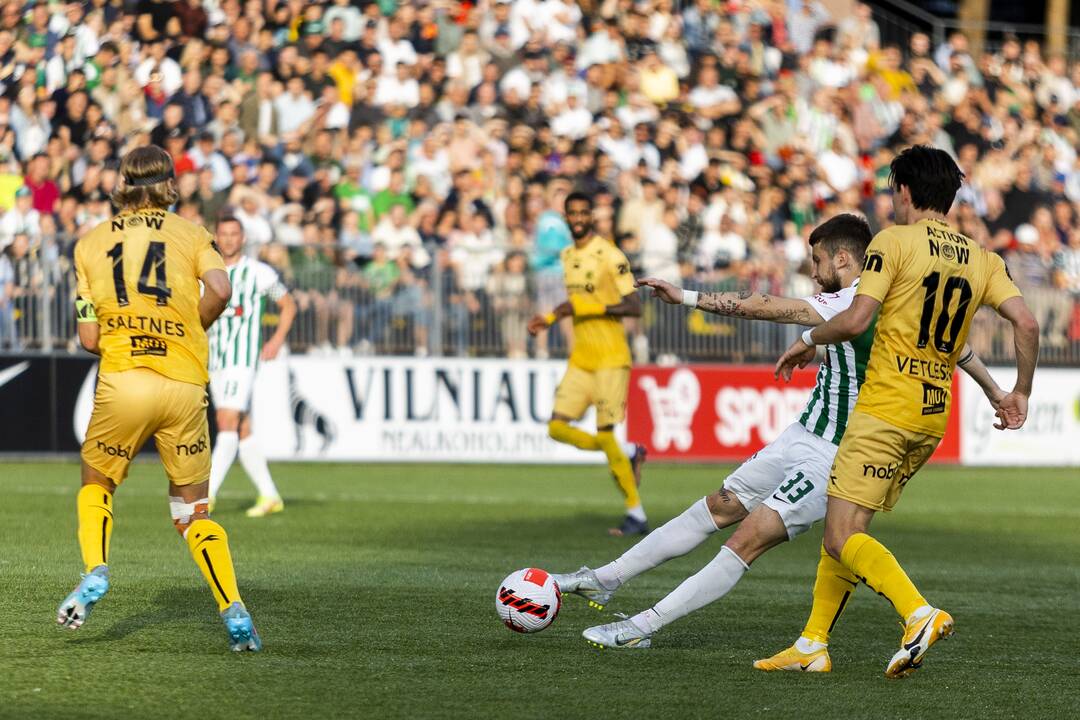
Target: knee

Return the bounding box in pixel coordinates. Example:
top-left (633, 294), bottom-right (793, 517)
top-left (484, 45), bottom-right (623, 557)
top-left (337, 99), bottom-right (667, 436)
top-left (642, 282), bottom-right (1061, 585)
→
top-left (706, 488), bottom-right (748, 527)
top-left (823, 527), bottom-right (849, 561)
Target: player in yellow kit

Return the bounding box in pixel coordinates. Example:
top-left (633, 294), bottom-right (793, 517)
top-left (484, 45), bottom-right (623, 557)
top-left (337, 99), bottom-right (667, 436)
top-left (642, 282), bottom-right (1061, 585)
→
top-left (58, 145), bottom-right (261, 651)
top-left (762, 146), bottom-right (1039, 677)
top-left (527, 192), bottom-right (647, 536)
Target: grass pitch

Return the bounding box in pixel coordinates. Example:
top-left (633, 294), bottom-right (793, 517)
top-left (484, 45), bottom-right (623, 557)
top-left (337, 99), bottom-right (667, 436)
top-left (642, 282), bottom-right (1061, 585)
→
top-left (1, 461), bottom-right (1078, 719)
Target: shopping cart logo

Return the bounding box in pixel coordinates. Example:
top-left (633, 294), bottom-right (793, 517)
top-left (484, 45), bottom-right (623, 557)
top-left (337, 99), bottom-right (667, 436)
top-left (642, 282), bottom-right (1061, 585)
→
top-left (638, 369), bottom-right (701, 452)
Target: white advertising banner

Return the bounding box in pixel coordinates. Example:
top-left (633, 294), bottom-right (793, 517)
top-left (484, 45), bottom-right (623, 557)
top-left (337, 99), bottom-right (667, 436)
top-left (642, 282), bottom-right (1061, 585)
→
top-left (960, 367), bottom-right (1080, 466)
top-left (251, 355), bottom-right (617, 463)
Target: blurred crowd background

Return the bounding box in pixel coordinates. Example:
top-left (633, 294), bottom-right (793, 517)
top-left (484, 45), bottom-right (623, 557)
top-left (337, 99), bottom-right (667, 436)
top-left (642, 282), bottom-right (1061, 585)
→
top-left (1, 0), bottom-right (1078, 364)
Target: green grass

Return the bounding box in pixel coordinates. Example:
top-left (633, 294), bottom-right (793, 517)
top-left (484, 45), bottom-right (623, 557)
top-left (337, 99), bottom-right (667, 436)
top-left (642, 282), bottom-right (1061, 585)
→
top-left (1, 462), bottom-right (1078, 719)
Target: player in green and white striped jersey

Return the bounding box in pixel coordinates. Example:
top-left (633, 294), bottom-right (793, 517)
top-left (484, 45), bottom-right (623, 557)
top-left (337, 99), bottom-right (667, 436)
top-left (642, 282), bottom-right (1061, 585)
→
top-left (553, 214), bottom-right (1005, 653)
top-left (207, 217), bottom-right (296, 518)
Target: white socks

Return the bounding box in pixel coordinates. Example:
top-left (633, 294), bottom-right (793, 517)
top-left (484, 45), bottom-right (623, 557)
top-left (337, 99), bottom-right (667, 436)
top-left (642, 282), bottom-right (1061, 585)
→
top-left (208, 431), bottom-right (239, 498)
top-left (626, 505), bottom-right (647, 523)
top-left (631, 545), bottom-right (750, 635)
top-left (238, 436), bottom-right (280, 499)
top-left (594, 497), bottom-right (718, 590)
top-left (621, 440), bottom-right (638, 460)
top-left (796, 636), bottom-right (827, 653)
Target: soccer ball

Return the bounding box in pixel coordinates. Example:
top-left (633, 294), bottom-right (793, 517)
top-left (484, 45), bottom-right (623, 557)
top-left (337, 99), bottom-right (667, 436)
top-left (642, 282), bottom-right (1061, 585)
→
top-left (496, 568), bottom-right (561, 633)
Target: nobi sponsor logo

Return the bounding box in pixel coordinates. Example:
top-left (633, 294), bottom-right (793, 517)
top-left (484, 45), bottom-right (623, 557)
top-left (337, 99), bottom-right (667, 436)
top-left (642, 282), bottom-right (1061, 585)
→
top-left (176, 437), bottom-right (208, 456)
top-left (96, 440), bottom-right (132, 459)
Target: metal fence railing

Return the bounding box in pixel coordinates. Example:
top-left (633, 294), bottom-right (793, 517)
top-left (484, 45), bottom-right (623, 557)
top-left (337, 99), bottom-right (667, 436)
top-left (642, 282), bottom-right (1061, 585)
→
top-left (872, 0), bottom-right (1080, 62)
top-left (3, 236), bottom-right (1079, 366)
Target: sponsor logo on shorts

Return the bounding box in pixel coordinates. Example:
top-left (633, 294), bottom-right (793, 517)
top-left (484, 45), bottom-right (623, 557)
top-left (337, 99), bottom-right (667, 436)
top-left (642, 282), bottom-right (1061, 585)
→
top-left (862, 462), bottom-right (912, 486)
top-left (96, 440), bottom-right (132, 459)
top-left (130, 335), bottom-right (167, 357)
top-left (862, 462), bottom-right (899, 479)
top-left (176, 436), bottom-right (208, 456)
top-left (921, 382), bottom-right (947, 415)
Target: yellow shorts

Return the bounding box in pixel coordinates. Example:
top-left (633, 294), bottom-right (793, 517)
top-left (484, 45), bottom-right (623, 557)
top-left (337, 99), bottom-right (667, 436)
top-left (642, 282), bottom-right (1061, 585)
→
top-left (828, 411), bottom-right (941, 512)
top-left (553, 364), bottom-right (629, 428)
top-left (82, 368), bottom-right (210, 486)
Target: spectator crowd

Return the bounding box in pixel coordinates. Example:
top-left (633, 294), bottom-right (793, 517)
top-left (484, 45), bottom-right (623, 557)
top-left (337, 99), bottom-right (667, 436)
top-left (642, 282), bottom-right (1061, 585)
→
top-left (0, 0), bottom-right (1078, 362)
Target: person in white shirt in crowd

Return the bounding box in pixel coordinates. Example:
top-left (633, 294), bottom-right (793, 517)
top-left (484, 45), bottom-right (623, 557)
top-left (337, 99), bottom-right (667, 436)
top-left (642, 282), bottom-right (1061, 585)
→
top-left (232, 190), bottom-right (275, 248)
top-left (188, 131), bottom-right (234, 193)
top-left (134, 38), bottom-right (183, 96)
top-left (375, 62), bottom-right (421, 108)
top-left (551, 92), bottom-right (593, 140)
top-left (274, 77), bottom-right (317, 135)
top-left (698, 214), bottom-right (748, 277)
top-left (409, 131), bottom-right (452, 199)
top-left (687, 64), bottom-right (742, 122)
top-left (446, 31), bottom-right (489, 90)
top-left (641, 207), bottom-right (682, 283)
top-left (540, 0), bottom-right (582, 45)
top-left (450, 212), bottom-right (504, 293)
top-left (0, 187), bottom-right (42, 248)
top-left (323, 0), bottom-right (364, 41)
top-left (373, 204), bottom-right (431, 270)
top-left (378, 17), bottom-right (418, 73)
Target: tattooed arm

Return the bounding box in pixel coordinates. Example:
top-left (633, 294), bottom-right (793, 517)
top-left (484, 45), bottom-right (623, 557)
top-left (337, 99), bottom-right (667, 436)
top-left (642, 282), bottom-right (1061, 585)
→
top-left (636, 277), bottom-right (824, 325)
top-left (697, 290), bottom-right (823, 325)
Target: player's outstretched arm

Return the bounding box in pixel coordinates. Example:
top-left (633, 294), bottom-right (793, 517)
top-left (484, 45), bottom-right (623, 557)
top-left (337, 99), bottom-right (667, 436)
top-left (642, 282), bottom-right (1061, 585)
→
top-left (636, 277), bottom-right (823, 325)
top-left (261, 291), bottom-right (297, 360)
top-left (993, 296), bottom-right (1040, 430)
top-left (199, 269), bottom-right (232, 330)
top-left (775, 294), bottom-right (880, 380)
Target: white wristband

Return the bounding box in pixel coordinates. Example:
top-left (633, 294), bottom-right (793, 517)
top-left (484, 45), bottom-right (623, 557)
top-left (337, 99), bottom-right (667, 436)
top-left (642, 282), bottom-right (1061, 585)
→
top-left (801, 329), bottom-right (816, 346)
top-left (681, 290), bottom-right (699, 308)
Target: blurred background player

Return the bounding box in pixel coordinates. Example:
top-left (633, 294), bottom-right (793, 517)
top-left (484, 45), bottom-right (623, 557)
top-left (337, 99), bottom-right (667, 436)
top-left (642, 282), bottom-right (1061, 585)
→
top-left (770, 145), bottom-right (1038, 677)
top-left (61, 145), bottom-right (261, 651)
top-left (527, 192), bottom-right (647, 536)
top-left (206, 216), bottom-right (296, 517)
top-left (554, 214), bottom-right (1006, 653)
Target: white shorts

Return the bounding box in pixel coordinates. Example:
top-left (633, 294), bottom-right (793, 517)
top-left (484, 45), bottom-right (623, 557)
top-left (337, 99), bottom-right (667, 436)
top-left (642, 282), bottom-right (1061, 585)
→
top-left (722, 423), bottom-right (838, 539)
top-left (209, 366), bottom-right (256, 412)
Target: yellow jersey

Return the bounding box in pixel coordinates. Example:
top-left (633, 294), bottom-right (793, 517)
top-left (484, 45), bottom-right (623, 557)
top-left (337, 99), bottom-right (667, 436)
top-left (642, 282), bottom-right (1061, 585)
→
top-left (855, 218), bottom-right (1021, 436)
top-left (561, 235), bottom-right (635, 370)
top-left (75, 208), bottom-right (226, 386)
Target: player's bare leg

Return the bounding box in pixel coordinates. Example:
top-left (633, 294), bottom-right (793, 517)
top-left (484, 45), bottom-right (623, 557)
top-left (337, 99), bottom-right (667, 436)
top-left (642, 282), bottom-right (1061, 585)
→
top-left (823, 496), bottom-right (952, 678)
top-left (171, 478), bottom-right (261, 651)
top-left (555, 487), bottom-right (746, 609)
top-left (57, 464), bottom-right (117, 629)
top-left (584, 506), bottom-right (790, 649)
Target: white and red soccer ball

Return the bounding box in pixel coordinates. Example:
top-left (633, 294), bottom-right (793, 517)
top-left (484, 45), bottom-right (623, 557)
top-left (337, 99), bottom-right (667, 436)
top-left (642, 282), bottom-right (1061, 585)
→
top-left (496, 568), bottom-right (561, 633)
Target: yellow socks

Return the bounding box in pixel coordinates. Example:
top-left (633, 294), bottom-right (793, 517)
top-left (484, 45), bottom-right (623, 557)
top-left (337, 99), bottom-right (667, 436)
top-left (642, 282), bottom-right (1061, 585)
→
top-left (185, 519), bottom-right (242, 612)
top-left (802, 543), bottom-right (859, 644)
top-left (77, 484), bottom-right (113, 573)
top-left (548, 420), bottom-right (600, 451)
top-left (840, 533), bottom-right (927, 620)
top-left (596, 431), bottom-right (640, 510)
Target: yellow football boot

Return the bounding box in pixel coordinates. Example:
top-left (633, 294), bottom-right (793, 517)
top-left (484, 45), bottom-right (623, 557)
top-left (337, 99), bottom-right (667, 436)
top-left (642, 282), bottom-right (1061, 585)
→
top-left (885, 608), bottom-right (954, 679)
top-left (753, 644), bottom-right (832, 672)
top-left (245, 496), bottom-right (285, 518)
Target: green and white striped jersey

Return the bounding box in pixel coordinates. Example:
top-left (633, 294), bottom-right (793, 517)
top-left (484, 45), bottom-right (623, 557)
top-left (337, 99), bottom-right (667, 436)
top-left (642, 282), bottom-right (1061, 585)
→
top-left (798, 279), bottom-right (876, 446)
top-left (207, 257), bottom-right (288, 371)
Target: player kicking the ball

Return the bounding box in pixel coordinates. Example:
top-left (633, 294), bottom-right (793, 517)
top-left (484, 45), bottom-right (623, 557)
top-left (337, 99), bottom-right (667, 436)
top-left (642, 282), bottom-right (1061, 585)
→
top-left (206, 216), bottom-right (296, 517)
top-left (59, 146), bottom-right (261, 651)
top-left (553, 213), bottom-right (1005, 657)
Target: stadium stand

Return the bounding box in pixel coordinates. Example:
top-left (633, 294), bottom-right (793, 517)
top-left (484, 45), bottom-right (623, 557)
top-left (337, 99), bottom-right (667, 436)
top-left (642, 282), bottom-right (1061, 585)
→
top-left (0, 0), bottom-right (1078, 364)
